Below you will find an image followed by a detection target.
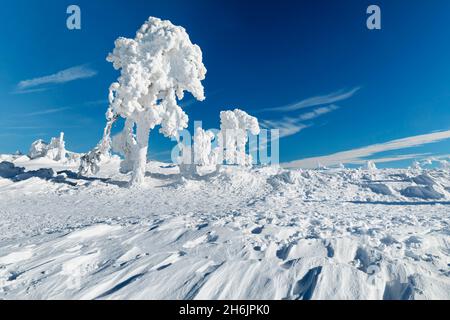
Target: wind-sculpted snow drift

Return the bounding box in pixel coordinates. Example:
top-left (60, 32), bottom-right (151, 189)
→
top-left (0, 155), bottom-right (449, 299)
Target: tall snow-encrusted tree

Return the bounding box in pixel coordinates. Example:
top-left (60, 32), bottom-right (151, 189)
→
top-left (106, 17), bottom-right (206, 185)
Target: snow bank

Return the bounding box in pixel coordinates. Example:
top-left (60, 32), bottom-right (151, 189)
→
top-left (365, 183), bottom-right (392, 196)
top-left (0, 161), bottom-right (57, 182)
top-left (400, 186), bottom-right (444, 200)
top-left (411, 174), bottom-right (435, 186)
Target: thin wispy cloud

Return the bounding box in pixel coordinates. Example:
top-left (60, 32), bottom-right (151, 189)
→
top-left (261, 104), bottom-right (340, 138)
top-left (261, 87), bottom-right (360, 113)
top-left (24, 107), bottom-right (71, 117)
top-left (284, 129), bottom-right (450, 168)
top-left (1, 126), bottom-right (48, 130)
top-left (298, 105), bottom-right (340, 121)
top-left (261, 118), bottom-right (309, 138)
top-left (12, 87), bottom-right (50, 95)
top-left (16, 65), bottom-right (97, 93)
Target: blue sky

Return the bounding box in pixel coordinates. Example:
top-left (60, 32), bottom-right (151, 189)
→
top-left (1, 0), bottom-right (449, 167)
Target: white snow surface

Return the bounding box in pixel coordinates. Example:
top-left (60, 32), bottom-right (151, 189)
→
top-left (0, 155), bottom-right (449, 300)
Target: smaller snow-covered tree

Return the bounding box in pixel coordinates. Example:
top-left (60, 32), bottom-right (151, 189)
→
top-left (439, 159), bottom-right (449, 171)
top-left (29, 139), bottom-right (48, 159)
top-left (217, 109), bottom-right (260, 166)
top-left (364, 160), bottom-right (377, 171)
top-left (28, 132), bottom-right (67, 162)
top-left (177, 127), bottom-right (216, 177)
top-left (193, 127), bottom-right (217, 166)
top-left (47, 132), bottom-right (67, 161)
top-left (412, 160), bottom-right (421, 171)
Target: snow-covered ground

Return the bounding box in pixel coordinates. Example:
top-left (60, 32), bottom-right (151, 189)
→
top-left (0, 154), bottom-right (449, 299)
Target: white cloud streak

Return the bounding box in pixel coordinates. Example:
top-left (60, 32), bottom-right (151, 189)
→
top-left (261, 87), bottom-right (360, 112)
top-left (24, 107), bottom-right (71, 116)
top-left (283, 130), bottom-right (450, 168)
top-left (261, 105), bottom-right (340, 138)
top-left (17, 65), bottom-right (97, 91)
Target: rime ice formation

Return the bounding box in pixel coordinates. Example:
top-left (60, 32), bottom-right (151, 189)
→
top-left (111, 119), bottom-right (136, 174)
top-left (177, 109), bottom-right (260, 176)
top-left (412, 160), bottom-right (422, 171)
top-left (28, 132), bottom-right (67, 162)
top-left (79, 109), bottom-right (117, 176)
top-left (47, 132), bottom-right (67, 162)
top-left (177, 128), bottom-right (217, 177)
top-left (439, 160), bottom-right (449, 170)
top-left (193, 127), bottom-right (216, 166)
top-left (364, 160), bottom-right (377, 171)
top-left (28, 140), bottom-right (48, 159)
top-left (217, 109), bottom-right (260, 166)
top-left (106, 17), bottom-right (207, 185)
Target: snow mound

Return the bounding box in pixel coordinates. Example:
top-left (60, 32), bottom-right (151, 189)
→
top-left (411, 174), bottom-right (435, 186)
top-left (0, 161), bottom-right (25, 179)
top-left (400, 186), bottom-right (444, 200)
top-left (365, 183), bottom-right (392, 196)
top-left (0, 161), bottom-right (57, 182)
top-left (14, 168), bottom-right (56, 181)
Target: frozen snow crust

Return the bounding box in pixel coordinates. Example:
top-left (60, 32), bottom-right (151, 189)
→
top-left (0, 155), bottom-right (449, 299)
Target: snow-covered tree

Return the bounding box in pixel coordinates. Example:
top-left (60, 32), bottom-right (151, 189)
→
top-left (364, 160), bottom-right (377, 171)
top-left (47, 132), bottom-right (67, 161)
top-left (217, 109), bottom-right (260, 166)
top-left (411, 160), bottom-right (421, 171)
top-left (439, 159), bottom-right (449, 170)
top-left (79, 108), bottom-right (118, 176)
top-left (111, 118), bottom-right (136, 174)
top-left (177, 127), bottom-right (217, 177)
top-left (193, 127), bottom-right (216, 166)
top-left (29, 139), bottom-right (48, 159)
top-left (28, 132), bottom-right (67, 162)
top-left (106, 17), bottom-right (207, 185)
top-left (316, 162), bottom-right (328, 170)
